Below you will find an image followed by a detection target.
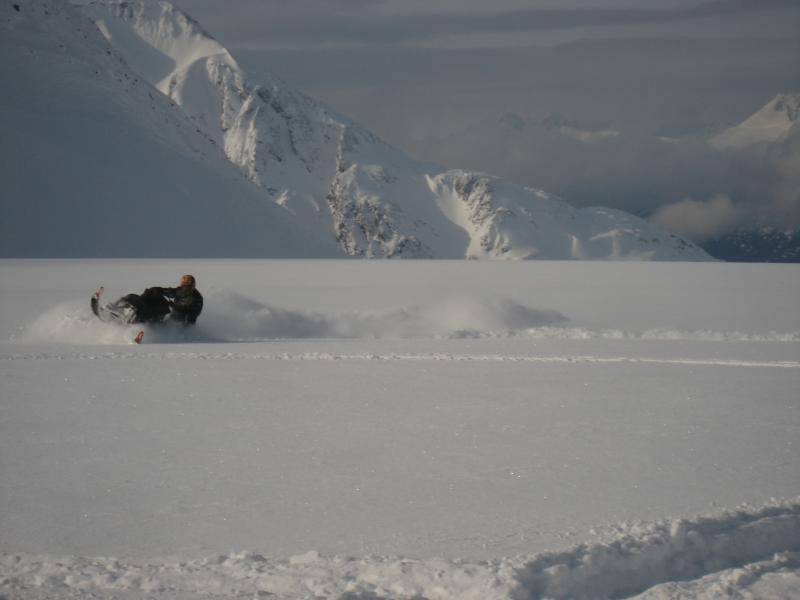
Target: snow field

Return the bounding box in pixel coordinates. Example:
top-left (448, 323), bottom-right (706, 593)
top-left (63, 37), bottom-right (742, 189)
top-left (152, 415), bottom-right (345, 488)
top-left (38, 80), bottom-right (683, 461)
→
top-left (1, 259), bottom-right (799, 598)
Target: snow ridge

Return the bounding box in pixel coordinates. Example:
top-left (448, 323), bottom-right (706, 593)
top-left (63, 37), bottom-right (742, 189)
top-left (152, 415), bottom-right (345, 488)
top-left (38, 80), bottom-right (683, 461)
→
top-left (78, 0), bottom-right (711, 261)
top-left (2, 499), bottom-right (798, 599)
top-left (507, 498), bottom-right (800, 599)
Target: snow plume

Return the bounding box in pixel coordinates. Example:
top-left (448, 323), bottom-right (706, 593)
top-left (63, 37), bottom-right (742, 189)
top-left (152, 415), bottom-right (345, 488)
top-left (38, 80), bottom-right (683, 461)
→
top-left (188, 293), bottom-right (569, 341)
top-left (18, 294), bottom-right (568, 344)
top-left (19, 294), bottom-right (800, 345)
top-left (19, 304), bottom-right (144, 345)
top-left (2, 499), bottom-right (799, 599)
top-left (650, 194), bottom-right (748, 243)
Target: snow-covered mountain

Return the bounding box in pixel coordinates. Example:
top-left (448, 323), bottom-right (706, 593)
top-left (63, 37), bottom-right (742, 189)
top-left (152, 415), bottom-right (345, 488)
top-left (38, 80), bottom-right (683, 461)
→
top-left (1, 0), bottom-right (710, 260)
top-left (0, 0), bottom-right (341, 257)
top-left (82, 0), bottom-right (709, 261)
top-left (709, 93), bottom-right (800, 151)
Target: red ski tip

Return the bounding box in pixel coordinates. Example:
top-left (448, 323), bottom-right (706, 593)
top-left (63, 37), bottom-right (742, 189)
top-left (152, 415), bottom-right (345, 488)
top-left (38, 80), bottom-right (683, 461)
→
top-left (134, 331), bottom-right (144, 344)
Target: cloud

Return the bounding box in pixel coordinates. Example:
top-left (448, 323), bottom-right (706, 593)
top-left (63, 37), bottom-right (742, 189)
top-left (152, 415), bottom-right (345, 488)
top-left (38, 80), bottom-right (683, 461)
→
top-left (650, 195), bottom-right (747, 242)
top-left (175, 0), bottom-right (800, 47)
top-left (391, 96), bottom-right (799, 244)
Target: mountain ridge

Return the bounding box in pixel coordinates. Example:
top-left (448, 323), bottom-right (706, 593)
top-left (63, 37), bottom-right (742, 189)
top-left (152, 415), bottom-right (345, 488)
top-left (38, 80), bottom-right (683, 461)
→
top-left (1, 0), bottom-right (712, 260)
top-left (0, 0), bottom-right (342, 257)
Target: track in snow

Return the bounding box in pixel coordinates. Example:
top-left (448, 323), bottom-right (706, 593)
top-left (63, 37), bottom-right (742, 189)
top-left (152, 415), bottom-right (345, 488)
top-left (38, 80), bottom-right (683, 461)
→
top-left (2, 351), bottom-right (798, 369)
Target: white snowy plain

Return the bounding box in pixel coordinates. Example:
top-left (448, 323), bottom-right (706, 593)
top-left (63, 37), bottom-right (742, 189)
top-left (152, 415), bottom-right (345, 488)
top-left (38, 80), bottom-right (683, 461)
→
top-left (1, 259), bottom-right (799, 599)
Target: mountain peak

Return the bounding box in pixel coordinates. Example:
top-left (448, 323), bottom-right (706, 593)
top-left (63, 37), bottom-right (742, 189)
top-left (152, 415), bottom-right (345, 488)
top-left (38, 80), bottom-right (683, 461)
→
top-left (768, 93), bottom-right (800, 122)
top-left (709, 92), bottom-right (799, 151)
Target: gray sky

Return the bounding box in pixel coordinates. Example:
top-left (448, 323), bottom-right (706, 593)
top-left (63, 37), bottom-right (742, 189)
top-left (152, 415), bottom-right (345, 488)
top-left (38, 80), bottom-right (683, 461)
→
top-left (173, 0), bottom-right (800, 238)
top-left (176, 0), bottom-right (800, 49)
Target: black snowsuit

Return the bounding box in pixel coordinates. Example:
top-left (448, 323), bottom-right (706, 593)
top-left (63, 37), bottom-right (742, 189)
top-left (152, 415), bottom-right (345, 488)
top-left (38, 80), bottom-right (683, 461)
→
top-left (119, 286), bottom-right (203, 324)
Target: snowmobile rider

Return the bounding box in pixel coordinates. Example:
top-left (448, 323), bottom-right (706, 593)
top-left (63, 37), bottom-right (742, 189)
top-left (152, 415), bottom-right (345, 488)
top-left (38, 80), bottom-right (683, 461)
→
top-left (165, 274), bottom-right (204, 324)
top-left (114, 274), bottom-right (203, 325)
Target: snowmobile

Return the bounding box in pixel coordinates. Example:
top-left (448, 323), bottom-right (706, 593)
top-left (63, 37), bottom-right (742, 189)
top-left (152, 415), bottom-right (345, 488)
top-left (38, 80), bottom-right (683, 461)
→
top-left (91, 276), bottom-right (204, 343)
top-left (90, 286), bottom-right (176, 344)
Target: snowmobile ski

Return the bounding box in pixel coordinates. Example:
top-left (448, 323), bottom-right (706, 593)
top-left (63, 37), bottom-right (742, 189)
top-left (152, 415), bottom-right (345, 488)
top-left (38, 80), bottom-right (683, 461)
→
top-left (90, 286), bottom-right (104, 318)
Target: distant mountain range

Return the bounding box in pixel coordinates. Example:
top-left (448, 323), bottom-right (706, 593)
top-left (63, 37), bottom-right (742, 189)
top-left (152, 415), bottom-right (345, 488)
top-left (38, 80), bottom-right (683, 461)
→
top-left (0, 0), bottom-right (715, 260)
top-left (507, 92), bottom-right (799, 148)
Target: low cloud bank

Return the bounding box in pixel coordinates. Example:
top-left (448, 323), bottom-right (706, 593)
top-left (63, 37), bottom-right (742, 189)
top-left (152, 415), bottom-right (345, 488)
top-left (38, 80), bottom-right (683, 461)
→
top-left (412, 113), bottom-right (800, 244)
top-left (650, 194), bottom-right (748, 243)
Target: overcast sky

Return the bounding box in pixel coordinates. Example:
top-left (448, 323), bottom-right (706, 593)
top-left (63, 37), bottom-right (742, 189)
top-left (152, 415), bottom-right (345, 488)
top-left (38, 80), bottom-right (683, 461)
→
top-left (173, 0), bottom-right (800, 238)
top-left (175, 0), bottom-right (800, 49)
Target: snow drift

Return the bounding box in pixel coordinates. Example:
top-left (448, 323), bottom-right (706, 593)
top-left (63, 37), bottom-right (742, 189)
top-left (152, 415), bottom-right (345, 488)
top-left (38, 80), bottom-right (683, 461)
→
top-left (508, 498), bottom-right (800, 599)
top-left (2, 498), bottom-right (798, 599)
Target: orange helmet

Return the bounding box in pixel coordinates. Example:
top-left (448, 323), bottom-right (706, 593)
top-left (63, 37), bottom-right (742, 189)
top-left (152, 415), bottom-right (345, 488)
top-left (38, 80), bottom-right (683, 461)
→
top-left (180, 274), bottom-right (196, 288)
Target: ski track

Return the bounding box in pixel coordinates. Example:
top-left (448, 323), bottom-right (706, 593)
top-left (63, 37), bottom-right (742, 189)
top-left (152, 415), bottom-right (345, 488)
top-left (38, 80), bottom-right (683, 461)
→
top-left (1, 351), bottom-right (798, 369)
top-left (1, 499), bottom-right (799, 600)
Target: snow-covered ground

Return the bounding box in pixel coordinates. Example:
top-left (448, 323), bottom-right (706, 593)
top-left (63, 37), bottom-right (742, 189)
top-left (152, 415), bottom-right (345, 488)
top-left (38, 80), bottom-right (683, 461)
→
top-left (1, 260), bottom-right (799, 598)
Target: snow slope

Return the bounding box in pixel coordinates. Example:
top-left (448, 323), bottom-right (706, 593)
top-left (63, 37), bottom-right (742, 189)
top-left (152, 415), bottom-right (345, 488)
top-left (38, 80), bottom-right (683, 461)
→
top-left (74, 0), bottom-right (710, 261)
top-left (710, 93), bottom-right (800, 151)
top-left (1, 259), bottom-right (798, 598)
top-left (0, 0), bottom-right (341, 258)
